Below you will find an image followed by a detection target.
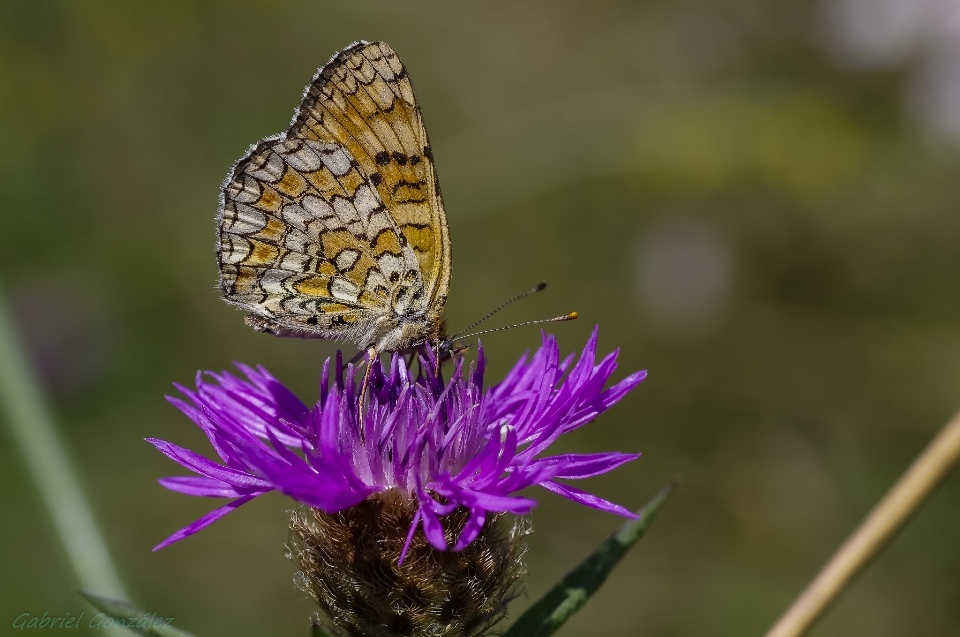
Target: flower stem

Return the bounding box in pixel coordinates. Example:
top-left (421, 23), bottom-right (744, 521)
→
top-left (0, 279), bottom-right (130, 604)
top-left (763, 407), bottom-right (960, 637)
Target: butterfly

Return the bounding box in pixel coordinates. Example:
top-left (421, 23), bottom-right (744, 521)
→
top-left (217, 41), bottom-right (451, 361)
top-left (218, 40), bottom-right (576, 380)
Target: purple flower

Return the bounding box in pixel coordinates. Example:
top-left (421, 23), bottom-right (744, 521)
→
top-left (149, 327), bottom-right (645, 562)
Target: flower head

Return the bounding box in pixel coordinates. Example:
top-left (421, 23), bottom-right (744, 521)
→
top-left (149, 327), bottom-right (645, 561)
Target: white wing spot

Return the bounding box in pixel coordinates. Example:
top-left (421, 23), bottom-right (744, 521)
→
top-left (283, 143), bottom-right (325, 172)
top-left (302, 195), bottom-right (335, 219)
top-left (221, 236), bottom-right (251, 264)
top-left (330, 277), bottom-right (360, 302)
top-left (335, 249), bottom-right (360, 271)
top-left (247, 152), bottom-right (285, 182)
top-left (227, 204), bottom-right (267, 234)
top-left (334, 197), bottom-right (360, 223)
top-left (353, 184), bottom-right (380, 218)
top-left (321, 148), bottom-right (353, 176)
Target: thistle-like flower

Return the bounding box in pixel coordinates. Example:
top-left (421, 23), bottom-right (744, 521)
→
top-left (150, 327), bottom-right (645, 636)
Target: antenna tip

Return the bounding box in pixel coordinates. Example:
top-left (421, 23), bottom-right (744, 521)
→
top-left (567, 311), bottom-right (579, 320)
top-left (536, 281), bottom-right (548, 291)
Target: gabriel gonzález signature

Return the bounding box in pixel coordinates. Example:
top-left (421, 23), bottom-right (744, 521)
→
top-left (12, 610), bottom-right (174, 630)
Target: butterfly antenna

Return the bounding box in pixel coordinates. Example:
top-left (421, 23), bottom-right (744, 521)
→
top-left (450, 281), bottom-right (548, 339)
top-left (455, 312), bottom-right (578, 342)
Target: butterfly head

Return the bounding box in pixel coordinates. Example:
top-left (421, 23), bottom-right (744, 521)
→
top-left (370, 309), bottom-right (447, 354)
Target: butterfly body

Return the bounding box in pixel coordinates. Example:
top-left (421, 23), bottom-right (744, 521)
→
top-left (242, 307), bottom-right (446, 353)
top-left (218, 41), bottom-right (451, 353)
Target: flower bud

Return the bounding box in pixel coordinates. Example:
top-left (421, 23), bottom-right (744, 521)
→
top-left (287, 490), bottom-right (529, 637)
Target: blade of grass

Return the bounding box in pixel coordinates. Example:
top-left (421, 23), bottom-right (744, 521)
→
top-left (0, 280), bottom-right (130, 608)
top-left (763, 407), bottom-right (960, 637)
top-left (80, 592), bottom-right (195, 637)
top-left (504, 481), bottom-right (676, 637)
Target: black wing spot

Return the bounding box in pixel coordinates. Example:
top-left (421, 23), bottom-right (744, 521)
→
top-left (391, 179), bottom-right (424, 195)
top-left (389, 271), bottom-right (400, 283)
top-left (306, 316), bottom-right (318, 325)
top-left (370, 173), bottom-right (383, 186)
top-left (391, 151), bottom-right (408, 165)
top-left (375, 151), bottom-right (391, 165)
top-left (409, 154), bottom-right (421, 166)
top-left (423, 145), bottom-right (433, 161)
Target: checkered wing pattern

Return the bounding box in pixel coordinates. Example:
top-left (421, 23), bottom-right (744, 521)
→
top-left (218, 41), bottom-right (450, 349)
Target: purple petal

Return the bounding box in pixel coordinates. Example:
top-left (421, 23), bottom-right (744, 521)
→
top-left (238, 362), bottom-right (310, 423)
top-left (539, 480), bottom-right (637, 518)
top-left (530, 452), bottom-right (640, 480)
top-left (462, 490), bottom-right (536, 514)
top-left (399, 508), bottom-right (422, 565)
top-left (145, 438), bottom-right (272, 489)
top-left (595, 370), bottom-right (647, 415)
top-left (454, 507), bottom-right (486, 551)
top-left (418, 491), bottom-right (447, 550)
top-left (152, 327), bottom-right (646, 554)
top-left (152, 494), bottom-right (257, 550)
top-left (433, 476), bottom-right (537, 514)
top-left (158, 476), bottom-right (266, 498)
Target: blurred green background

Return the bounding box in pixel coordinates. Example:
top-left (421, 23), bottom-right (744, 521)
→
top-left (2, 1), bottom-right (960, 635)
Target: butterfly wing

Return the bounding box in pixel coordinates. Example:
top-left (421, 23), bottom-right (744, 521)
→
top-left (219, 136), bottom-right (416, 339)
top-left (218, 41), bottom-right (451, 348)
top-left (292, 41), bottom-right (451, 309)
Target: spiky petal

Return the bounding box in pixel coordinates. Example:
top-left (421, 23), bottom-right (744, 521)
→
top-left (149, 327), bottom-right (645, 559)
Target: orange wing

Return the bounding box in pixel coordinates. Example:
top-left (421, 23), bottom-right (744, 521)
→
top-left (291, 41), bottom-right (450, 307)
top-left (217, 41), bottom-right (450, 347)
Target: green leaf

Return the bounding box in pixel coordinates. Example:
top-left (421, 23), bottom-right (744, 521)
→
top-left (79, 592), bottom-right (196, 637)
top-left (504, 482), bottom-right (677, 637)
top-left (310, 621), bottom-right (337, 637)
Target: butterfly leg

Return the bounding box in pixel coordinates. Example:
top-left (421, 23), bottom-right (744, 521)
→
top-left (357, 347), bottom-right (377, 444)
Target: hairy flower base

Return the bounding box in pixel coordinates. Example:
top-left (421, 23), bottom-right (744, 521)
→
top-left (288, 490), bottom-right (529, 637)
